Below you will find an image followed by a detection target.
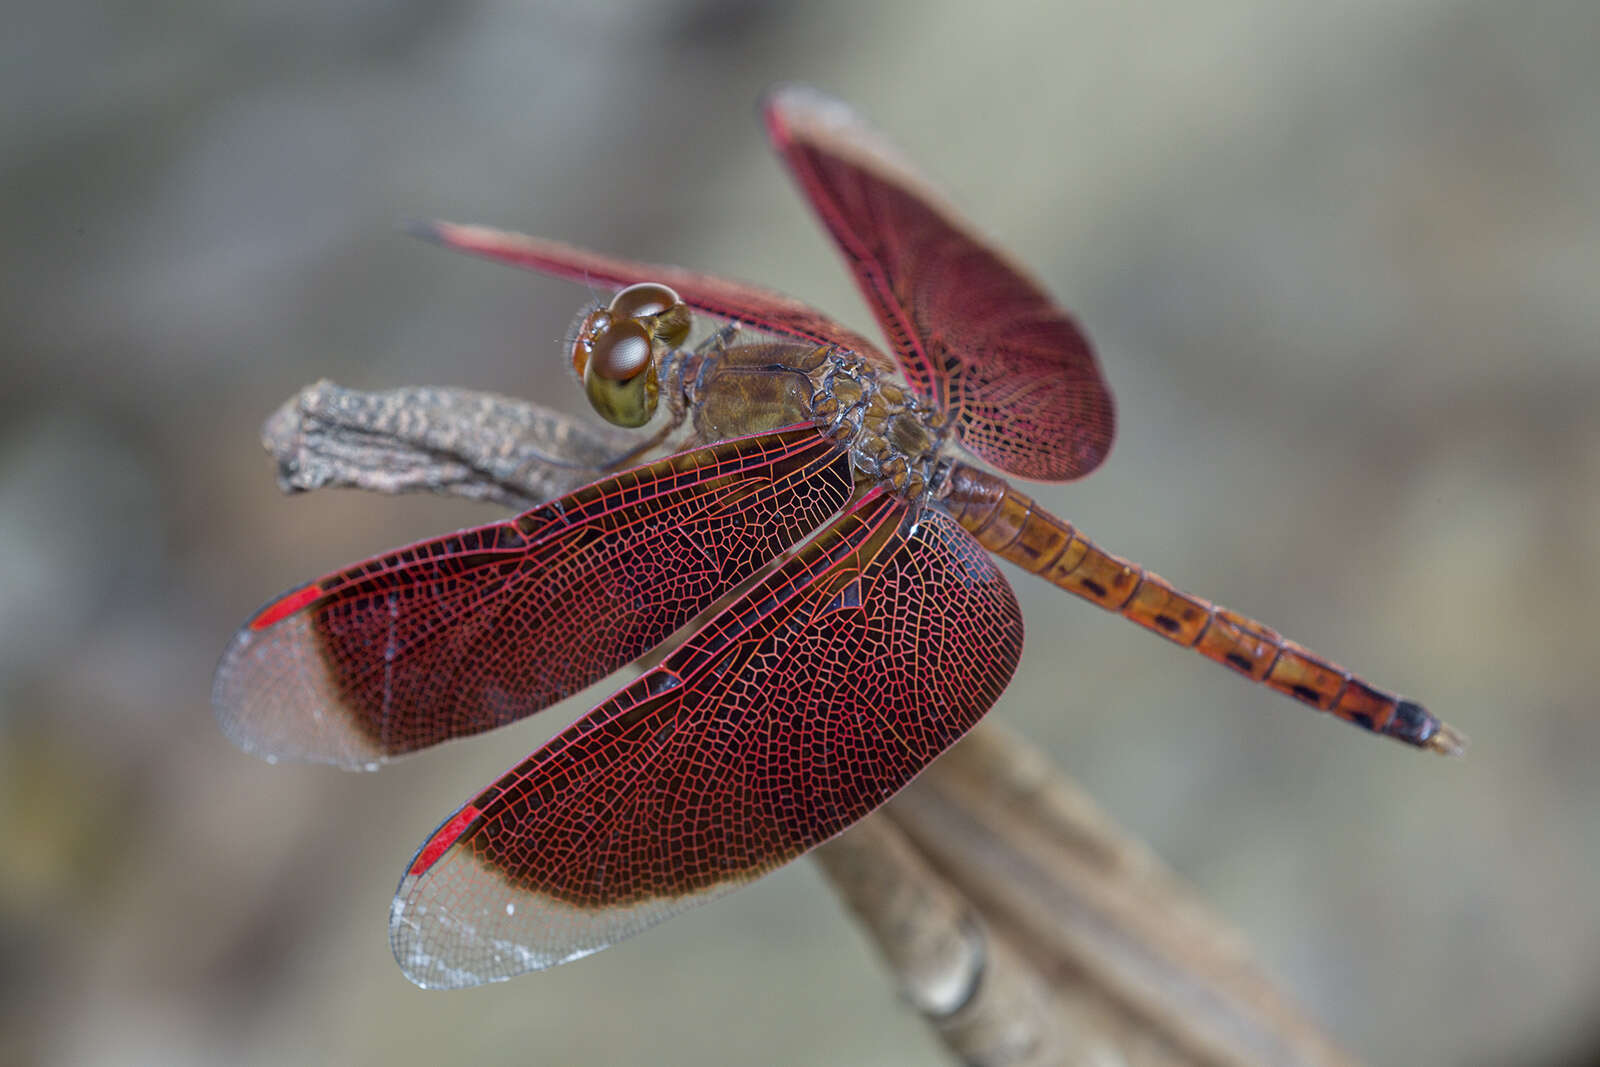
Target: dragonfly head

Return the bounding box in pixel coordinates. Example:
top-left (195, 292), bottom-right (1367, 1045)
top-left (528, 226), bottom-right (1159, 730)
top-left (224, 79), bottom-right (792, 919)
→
top-left (570, 282), bottom-right (691, 427)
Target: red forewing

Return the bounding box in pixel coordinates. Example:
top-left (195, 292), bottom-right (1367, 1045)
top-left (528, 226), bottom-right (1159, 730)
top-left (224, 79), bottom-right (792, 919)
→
top-left (212, 426), bottom-right (851, 768)
top-left (390, 490), bottom-right (1023, 987)
top-left (411, 221), bottom-right (894, 373)
top-left (764, 85), bottom-right (1116, 482)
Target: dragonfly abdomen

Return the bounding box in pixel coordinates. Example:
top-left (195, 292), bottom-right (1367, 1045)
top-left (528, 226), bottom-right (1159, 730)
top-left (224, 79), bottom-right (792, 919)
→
top-left (940, 463), bottom-right (1463, 753)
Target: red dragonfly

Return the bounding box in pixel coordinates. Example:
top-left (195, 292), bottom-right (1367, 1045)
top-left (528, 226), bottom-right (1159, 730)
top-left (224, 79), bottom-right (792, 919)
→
top-left (214, 86), bottom-right (1462, 989)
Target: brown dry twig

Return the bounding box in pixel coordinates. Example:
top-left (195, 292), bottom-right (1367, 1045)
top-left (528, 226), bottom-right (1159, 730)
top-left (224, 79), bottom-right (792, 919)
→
top-left (263, 380), bottom-right (1361, 1067)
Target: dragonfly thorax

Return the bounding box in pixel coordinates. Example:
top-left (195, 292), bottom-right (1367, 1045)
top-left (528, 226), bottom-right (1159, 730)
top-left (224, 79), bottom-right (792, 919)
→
top-left (575, 280), bottom-right (950, 498)
top-left (675, 332), bottom-right (948, 499)
top-left (812, 349), bottom-right (948, 497)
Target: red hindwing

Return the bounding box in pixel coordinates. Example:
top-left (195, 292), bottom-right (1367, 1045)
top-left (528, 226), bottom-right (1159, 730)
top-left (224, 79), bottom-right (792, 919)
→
top-left (391, 490), bottom-right (1023, 986)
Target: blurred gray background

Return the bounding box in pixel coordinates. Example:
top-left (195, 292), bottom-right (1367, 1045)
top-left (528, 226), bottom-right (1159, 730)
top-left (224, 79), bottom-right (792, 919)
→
top-left (3, 2), bottom-right (1597, 1064)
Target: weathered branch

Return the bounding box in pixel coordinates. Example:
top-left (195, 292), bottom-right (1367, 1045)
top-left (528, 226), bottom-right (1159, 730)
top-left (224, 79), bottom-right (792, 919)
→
top-left (265, 380), bottom-right (1359, 1066)
top-left (264, 380), bottom-right (636, 510)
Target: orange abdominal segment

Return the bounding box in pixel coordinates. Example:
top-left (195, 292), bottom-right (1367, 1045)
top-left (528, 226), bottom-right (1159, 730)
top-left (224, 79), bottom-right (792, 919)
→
top-left (941, 462), bottom-right (1464, 753)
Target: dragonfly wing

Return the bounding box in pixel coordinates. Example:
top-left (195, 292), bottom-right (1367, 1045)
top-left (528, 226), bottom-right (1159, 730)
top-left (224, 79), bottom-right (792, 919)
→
top-left (390, 490), bottom-right (1023, 987)
top-left (764, 85), bottom-right (1116, 482)
top-left (213, 426), bottom-right (852, 769)
top-left (411, 221), bottom-right (895, 371)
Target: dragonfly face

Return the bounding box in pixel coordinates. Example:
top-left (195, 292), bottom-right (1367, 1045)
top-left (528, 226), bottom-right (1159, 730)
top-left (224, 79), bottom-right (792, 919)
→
top-left (569, 282), bottom-right (690, 427)
top-left (214, 85), bottom-right (1461, 989)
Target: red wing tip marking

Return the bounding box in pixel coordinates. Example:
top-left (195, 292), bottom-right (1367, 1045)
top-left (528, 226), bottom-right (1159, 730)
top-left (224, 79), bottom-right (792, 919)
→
top-left (410, 804), bottom-right (483, 876)
top-left (248, 583), bottom-right (325, 631)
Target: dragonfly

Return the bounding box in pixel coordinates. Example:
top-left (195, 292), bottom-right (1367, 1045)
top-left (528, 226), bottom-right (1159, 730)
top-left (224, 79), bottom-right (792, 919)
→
top-left (214, 86), bottom-right (1463, 990)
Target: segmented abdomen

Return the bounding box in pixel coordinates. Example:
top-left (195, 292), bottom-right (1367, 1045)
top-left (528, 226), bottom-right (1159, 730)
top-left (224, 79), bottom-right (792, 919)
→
top-left (941, 463), bottom-right (1459, 752)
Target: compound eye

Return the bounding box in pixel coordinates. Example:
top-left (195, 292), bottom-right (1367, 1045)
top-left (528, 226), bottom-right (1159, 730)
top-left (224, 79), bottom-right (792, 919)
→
top-left (608, 282), bottom-right (678, 320)
top-left (570, 308), bottom-right (611, 377)
top-left (589, 319), bottom-right (653, 381)
top-left (609, 282), bottom-right (691, 348)
top-left (583, 318), bottom-right (659, 427)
